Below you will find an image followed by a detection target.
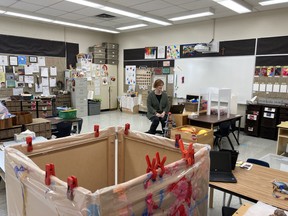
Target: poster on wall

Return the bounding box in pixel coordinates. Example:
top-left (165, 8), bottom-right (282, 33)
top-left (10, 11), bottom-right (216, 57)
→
top-left (166, 45), bottom-right (180, 59)
top-left (125, 65), bottom-right (136, 85)
top-left (157, 46), bottom-right (166, 59)
top-left (180, 44), bottom-right (197, 58)
top-left (144, 47), bottom-right (157, 59)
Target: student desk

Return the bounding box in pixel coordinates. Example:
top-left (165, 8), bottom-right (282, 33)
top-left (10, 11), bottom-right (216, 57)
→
top-left (188, 114), bottom-right (242, 140)
top-left (209, 164), bottom-right (288, 211)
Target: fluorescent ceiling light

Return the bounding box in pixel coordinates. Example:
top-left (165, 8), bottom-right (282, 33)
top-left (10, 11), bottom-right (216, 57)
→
top-left (53, 20), bottom-right (119, 34)
top-left (213, 0), bottom-right (252, 13)
top-left (139, 17), bottom-right (171, 26)
top-left (102, 6), bottom-right (140, 18)
top-left (5, 12), bottom-right (53, 22)
top-left (259, 0), bottom-right (288, 5)
top-left (169, 8), bottom-right (214, 21)
top-left (116, 23), bottom-right (147, 30)
top-left (65, 0), bottom-right (102, 8)
top-left (0, 10), bottom-right (5, 14)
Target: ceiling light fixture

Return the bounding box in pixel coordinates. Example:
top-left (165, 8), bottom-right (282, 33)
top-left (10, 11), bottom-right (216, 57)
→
top-left (5, 11), bottom-right (53, 22)
top-left (213, 0), bottom-right (252, 13)
top-left (0, 10), bottom-right (5, 14)
top-left (169, 8), bottom-right (214, 21)
top-left (53, 20), bottom-right (119, 33)
top-left (65, 0), bottom-right (102, 8)
top-left (65, 0), bottom-right (172, 26)
top-left (259, 0), bottom-right (288, 5)
top-left (116, 23), bottom-right (147, 30)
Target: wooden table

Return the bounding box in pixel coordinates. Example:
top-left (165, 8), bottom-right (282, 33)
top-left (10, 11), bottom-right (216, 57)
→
top-left (209, 164), bottom-right (288, 211)
top-left (233, 203), bottom-right (253, 216)
top-left (189, 114), bottom-right (242, 140)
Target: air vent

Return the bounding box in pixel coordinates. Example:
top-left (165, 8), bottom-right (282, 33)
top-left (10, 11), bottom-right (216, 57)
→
top-left (95, 13), bottom-right (116, 19)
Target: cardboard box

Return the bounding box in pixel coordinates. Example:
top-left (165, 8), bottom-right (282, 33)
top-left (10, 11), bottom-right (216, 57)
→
top-left (122, 105), bottom-right (139, 114)
top-left (171, 125), bottom-right (213, 148)
top-left (173, 114), bottom-right (188, 127)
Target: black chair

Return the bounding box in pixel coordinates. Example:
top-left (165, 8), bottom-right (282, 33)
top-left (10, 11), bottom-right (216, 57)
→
top-left (52, 121), bottom-right (72, 138)
top-left (214, 121), bottom-right (235, 150)
top-left (222, 206), bottom-right (237, 216)
top-left (230, 119), bottom-right (240, 145)
top-left (247, 158), bottom-right (270, 167)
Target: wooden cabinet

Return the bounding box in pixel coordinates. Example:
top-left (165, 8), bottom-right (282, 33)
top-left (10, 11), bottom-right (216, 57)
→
top-left (276, 122), bottom-right (288, 155)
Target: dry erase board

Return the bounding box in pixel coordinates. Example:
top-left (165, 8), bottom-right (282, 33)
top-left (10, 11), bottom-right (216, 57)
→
top-left (174, 56), bottom-right (256, 104)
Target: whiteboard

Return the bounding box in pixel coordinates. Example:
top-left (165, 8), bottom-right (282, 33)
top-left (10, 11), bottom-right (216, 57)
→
top-left (174, 56), bottom-right (256, 104)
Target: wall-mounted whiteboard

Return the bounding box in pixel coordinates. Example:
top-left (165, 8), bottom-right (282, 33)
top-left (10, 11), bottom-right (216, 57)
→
top-left (174, 56), bottom-right (256, 104)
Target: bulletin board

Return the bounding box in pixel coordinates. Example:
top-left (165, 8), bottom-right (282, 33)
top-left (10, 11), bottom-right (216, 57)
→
top-left (0, 55), bottom-right (66, 97)
top-left (174, 56), bottom-right (256, 104)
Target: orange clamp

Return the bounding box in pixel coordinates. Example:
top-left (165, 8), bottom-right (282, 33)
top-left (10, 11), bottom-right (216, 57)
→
top-left (124, 123), bottom-right (130, 135)
top-left (67, 175), bottom-right (78, 200)
top-left (26, 136), bottom-right (33, 152)
top-left (179, 139), bottom-right (195, 166)
top-left (145, 155), bottom-right (157, 181)
top-left (94, 125), bottom-right (99, 137)
top-left (45, 163), bottom-right (55, 186)
top-left (155, 152), bottom-right (166, 178)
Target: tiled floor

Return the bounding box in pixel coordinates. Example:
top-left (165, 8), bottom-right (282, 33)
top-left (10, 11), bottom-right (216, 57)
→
top-left (0, 110), bottom-right (277, 215)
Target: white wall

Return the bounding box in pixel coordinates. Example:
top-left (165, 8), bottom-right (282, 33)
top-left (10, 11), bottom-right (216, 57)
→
top-left (116, 8), bottom-right (288, 95)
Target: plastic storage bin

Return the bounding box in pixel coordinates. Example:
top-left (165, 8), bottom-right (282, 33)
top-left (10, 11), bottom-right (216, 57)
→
top-left (59, 109), bottom-right (77, 119)
top-left (88, 100), bottom-right (101, 115)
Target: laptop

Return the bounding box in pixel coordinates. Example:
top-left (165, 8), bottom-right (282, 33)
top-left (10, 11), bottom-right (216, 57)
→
top-left (209, 151), bottom-right (237, 183)
top-left (169, 104), bottom-right (185, 114)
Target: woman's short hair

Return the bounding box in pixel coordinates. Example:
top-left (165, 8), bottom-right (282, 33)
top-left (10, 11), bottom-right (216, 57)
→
top-left (153, 79), bottom-right (164, 88)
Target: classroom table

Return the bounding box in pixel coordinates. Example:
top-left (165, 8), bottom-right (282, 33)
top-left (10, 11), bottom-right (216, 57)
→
top-left (189, 114), bottom-right (242, 140)
top-left (209, 164), bottom-right (288, 211)
top-left (46, 117), bottom-right (83, 134)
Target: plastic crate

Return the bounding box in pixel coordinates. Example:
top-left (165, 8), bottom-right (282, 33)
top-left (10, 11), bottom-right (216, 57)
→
top-left (59, 109), bottom-right (77, 119)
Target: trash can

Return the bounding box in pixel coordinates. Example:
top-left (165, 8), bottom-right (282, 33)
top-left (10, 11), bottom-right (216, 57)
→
top-left (88, 100), bottom-right (101, 115)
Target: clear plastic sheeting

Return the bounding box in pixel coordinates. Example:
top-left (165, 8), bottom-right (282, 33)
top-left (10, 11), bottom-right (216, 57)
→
top-left (5, 126), bottom-right (210, 216)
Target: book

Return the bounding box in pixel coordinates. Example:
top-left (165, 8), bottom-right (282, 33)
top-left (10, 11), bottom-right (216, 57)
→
top-left (275, 66), bottom-right (282, 77)
top-left (282, 66), bottom-right (288, 77)
top-left (267, 66), bottom-right (275, 77)
top-left (260, 66), bottom-right (267, 76)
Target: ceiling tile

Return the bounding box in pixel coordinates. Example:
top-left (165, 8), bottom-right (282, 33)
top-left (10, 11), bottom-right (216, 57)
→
top-left (131, 0), bottom-right (172, 12)
top-left (49, 1), bottom-right (85, 12)
top-left (21, 0), bottom-right (62, 7)
top-left (9, 1), bottom-right (43, 12)
top-left (37, 8), bottom-right (67, 16)
top-left (149, 6), bottom-right (187, 17)
top-left (0, 0), bottom-right (18, 7)
top-left (59, 12), bottom-right (86, 21)
top-left (107, 0), bottom-right (154, 7)
top-left (73, 7), bottom-right (105, 17)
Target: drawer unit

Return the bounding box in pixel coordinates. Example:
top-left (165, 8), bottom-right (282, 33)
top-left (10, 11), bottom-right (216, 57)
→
top-left (260, 105), bottom-right (279, 140)
top-left (102, 42), bottom-right (118, 50)
top-left (107, 49), bottom-right (118, 55)
top-left (93, 58), bottom-right (106, 64)
top-left (106, 59), bottom-right (118, 65)
top-left (94, 53), bottom-right (106, 59)
top-left (106, 54), bottom-right (118, 60)
top-left (279, 106), bottom-right (288, 122)
top-left (244, 104), bottom-right (262, 137)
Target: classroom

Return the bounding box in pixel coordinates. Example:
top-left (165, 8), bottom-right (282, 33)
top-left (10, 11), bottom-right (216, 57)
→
top-left (0, 1), bottom-right (288, 215)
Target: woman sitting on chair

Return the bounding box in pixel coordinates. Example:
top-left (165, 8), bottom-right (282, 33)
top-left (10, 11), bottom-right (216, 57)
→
top-left (146, 79), bottom-right (169, 134)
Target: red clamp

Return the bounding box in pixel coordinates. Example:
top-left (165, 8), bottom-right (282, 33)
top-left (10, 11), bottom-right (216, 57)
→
top-left (179, 139), bottom-right (195, 166)
top-left (26, 136), bottom-right (33, 152)
top-left (175, 134), bottom-right (181, 148)
top-left (145, 155), bottom-right (157, 181)
top-left (45, 163), bottom-right (55, 186)
top-left (94, 125), bottom-right (99, 137)
top-left (124, 123), bottom-right (130, 135)
top-left (155, 152), bottom-right (166, 178)
top-left (67, 175), bottom-right (78, 200)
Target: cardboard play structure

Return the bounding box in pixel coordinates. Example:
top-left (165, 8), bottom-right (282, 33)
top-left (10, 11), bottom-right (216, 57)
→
top-left (5, 125), bottom-right (210, 215)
